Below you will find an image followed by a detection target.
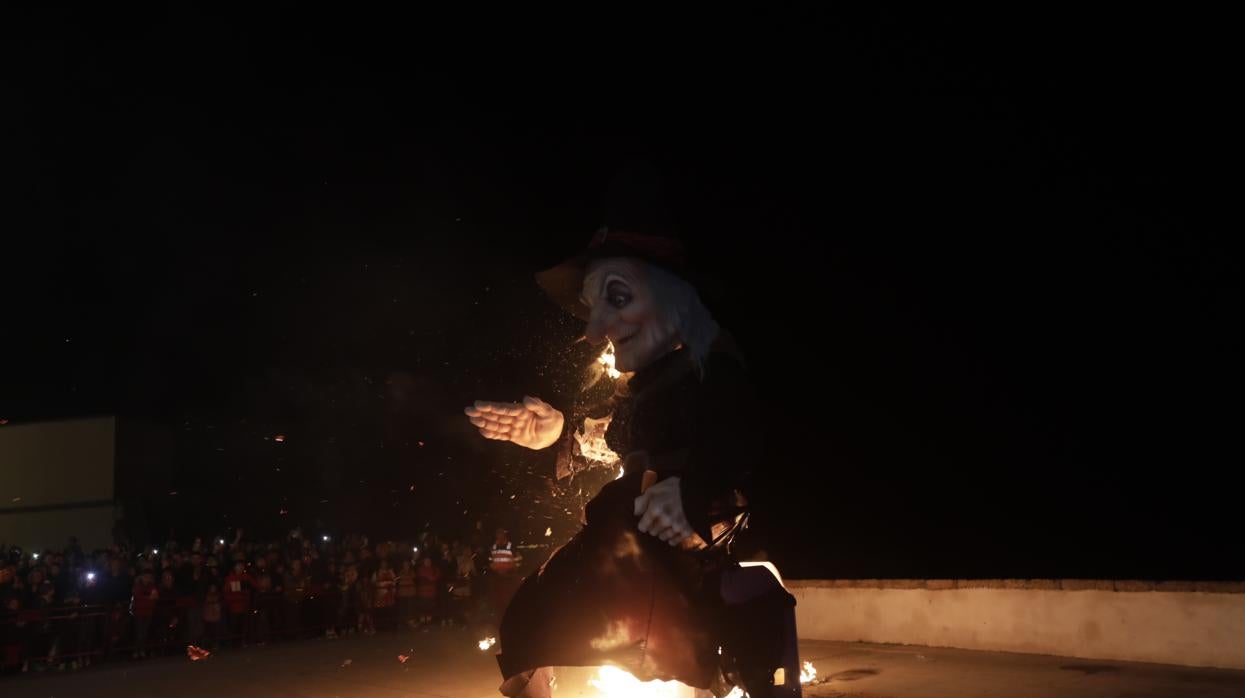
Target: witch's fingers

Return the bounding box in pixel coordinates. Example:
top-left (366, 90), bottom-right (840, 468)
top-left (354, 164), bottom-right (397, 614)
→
top-left (472, 401), bottom-right (525, 417)
top-left (638, 509), bottom-right (668, 535)
top-left (634, 492), bottom-right (651, 518)
top-left (522, 396), bottom-right (557, 418)
top-left (480, 428), bottom-right (510, 441)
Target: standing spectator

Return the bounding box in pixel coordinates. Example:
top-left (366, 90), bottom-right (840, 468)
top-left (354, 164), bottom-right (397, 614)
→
top-left (415, 556), bottom-right (442, 628)
top-left (74, 569), bottom-right (103, 668)
top-left (152, 570), bottom-right (179, 656)
top-left (24, 568), bottom-right (46, 608)
top-left (336, 565), bottom-right (361, 637)
top-left (315, 560), bottom-right (339, 638)
top-left (101, 558), bottom-right (131, 660)
top-left (64, 537), bottom-right (84, 568)
top-left (222, 561), bottom-right (253, 646)
top-left (0, 563), bottom-right (16, 600)
top-left (436, 543), bottom-right (455, 626)
top-left (356, 569), bottom-right (376, 636)
top-left (253, 573), bottom-right (281, 645)
top-left (282, 559), bottom-right (308, 640)
top-left (451, 543), bottom-right (477, 627)
top-left (486, 528), bottom-right (522, 620)
top-left (202, 584), bottom-right (223, 650)
top-left (395, 559), bottom-right (418, 629)
top-left (357, 546), bottom-right (378, 581)
top-left (177, 552), bottom-right (209, 646)
top-left (130, 570), bottom-right (158, 658)
top-left (103, 558), bottom-right (132, 608)
top-left (55, 586), bottom-right (85, 670)
top-left (372, 559), bottom-right (397, 630)
top-left (27, 581), bottom-right (57, 667)
top-left (48, 560), bottom-right (70, 602)
top-left (1, 596), bottom-right (30, 674)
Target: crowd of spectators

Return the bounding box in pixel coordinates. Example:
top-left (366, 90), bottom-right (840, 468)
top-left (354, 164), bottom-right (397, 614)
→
top-left (1, 526), bottom-right (526, 674)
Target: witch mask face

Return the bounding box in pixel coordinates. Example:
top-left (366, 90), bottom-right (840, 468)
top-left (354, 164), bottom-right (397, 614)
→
top-left (582, 258), bottom-right (679, 373)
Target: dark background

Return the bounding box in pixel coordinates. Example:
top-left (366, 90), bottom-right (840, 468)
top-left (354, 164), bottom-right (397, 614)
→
top-left (3, 7), bottom-right (1239, 579)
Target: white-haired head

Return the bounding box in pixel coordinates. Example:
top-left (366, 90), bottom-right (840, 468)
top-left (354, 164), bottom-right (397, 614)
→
top-left (581, 257), bottom-right (720, 375)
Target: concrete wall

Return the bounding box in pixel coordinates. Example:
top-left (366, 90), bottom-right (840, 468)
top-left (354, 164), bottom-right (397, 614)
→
top-left (0, 417), bottom-right (117, 551)
top-left (0, 504), bottom-right (117, 553)
top-left (789, 579), bottom-right (1245, 670)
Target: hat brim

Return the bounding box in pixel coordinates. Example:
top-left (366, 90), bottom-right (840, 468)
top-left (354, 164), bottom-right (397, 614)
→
top-left (535, 254), bottom-right (592, 321)
top-left (534, 242), bottom-right (720, 322)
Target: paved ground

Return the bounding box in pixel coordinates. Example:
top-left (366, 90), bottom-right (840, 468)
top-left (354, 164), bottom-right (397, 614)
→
top-left (3, 627), bottom-right (1244, 697)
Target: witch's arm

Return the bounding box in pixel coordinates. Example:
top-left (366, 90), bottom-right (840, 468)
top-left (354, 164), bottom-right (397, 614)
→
top-left (464, 396), bottom-right (565, 451)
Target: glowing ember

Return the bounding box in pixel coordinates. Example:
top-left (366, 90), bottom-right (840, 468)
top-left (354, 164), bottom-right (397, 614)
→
top-left (588, 666), bottom-right (696, 697)
top-left (598, 343), bottom-right (622, 380)
top-left (273, 434), bottom-right (286, 443)
top-left (800, 660), bottom-right (818, 684)
top-left (398, 654), bottom-right (410, 663)
top-left (545, 527), bottom-right (553, 537)
top-left (478, 637), bottom-right (496, 651)
top-left (186, 644), bottom-right (211, 661)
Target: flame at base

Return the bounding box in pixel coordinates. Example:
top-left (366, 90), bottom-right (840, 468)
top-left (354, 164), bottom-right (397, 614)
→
top-left (584, 659), bottom-right (816, 696)
top-left (800, 660), bottom-right (817, 683)
top-left (478, 636), bottom-right (496, 651)
top-left (718, 660), bottom-right (819, 697)
top-left (588, 666), bottom-right (697, 697)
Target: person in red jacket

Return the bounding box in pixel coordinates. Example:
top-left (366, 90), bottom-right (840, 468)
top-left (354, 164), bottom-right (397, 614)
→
top-left (395, 559), bottom-right (418, 629)
top-left (415, 555), bottom-right (442, 628)
top-left (202, 584), bottom-right (223, 650)
top-left (222, 561), bottom-right (254, 646)
top-left (153, 570), bottom-right (180, 655)
top-left (372, 558), bottom-right (397, 630)
top-left (130, 570), bottom-right (159, 658)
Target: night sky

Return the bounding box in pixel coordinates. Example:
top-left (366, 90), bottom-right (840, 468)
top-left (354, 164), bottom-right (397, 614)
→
top-left (4, 8), bottom-right (1239, 579)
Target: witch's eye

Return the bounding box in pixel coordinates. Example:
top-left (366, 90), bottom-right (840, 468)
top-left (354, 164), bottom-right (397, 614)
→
top-left (605, 280), bottom-right (631, 309)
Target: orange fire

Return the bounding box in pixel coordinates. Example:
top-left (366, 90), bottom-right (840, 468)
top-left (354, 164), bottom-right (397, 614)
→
top-left (598, 342), bottom-right (622, 380)
top-left (581, 658), bottom-right (812, 698)
top-left (478, 636), bottom-right (496, 651)
top-left (800, 660), bottom-right (818, 684)
top-left (587, 666), bottom-right (697, 697)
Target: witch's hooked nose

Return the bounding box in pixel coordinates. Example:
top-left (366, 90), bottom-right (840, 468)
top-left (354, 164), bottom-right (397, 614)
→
top-left (584, 310), bottom-right (611, 346)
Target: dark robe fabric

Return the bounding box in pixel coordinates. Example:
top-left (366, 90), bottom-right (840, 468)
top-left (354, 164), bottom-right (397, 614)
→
top-left (496, 336), bottom-right (760, 692)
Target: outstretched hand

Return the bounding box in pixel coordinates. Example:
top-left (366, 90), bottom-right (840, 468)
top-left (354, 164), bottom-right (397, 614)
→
top-left (464, 396), bottom-right (564, 451)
